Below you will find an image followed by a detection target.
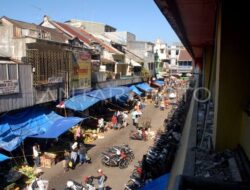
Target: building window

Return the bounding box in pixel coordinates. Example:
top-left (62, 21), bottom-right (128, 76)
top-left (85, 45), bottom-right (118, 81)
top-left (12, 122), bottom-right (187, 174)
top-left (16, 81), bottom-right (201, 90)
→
top-left (0, 64), bottom-right (18, 80)
top-left (176, 50), bottom-right (179, 55)
top-left (160, 49), bottom-right (164, 54)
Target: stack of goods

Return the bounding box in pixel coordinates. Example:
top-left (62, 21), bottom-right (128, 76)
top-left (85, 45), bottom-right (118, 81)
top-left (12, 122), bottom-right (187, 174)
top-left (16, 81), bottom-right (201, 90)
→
top-left (40, 152), bottom-right (56, 168)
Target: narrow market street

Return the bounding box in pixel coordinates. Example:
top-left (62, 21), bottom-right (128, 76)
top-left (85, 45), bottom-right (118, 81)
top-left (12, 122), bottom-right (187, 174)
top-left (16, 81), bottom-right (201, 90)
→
top-left (43, 102), bottom-right (170, 190)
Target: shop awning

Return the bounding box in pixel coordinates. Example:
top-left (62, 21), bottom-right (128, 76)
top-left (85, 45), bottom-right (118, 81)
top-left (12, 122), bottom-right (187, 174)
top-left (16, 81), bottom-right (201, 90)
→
top-left (140, 173), bottom-right (170, 190)
top-left (32, 112), bottom-right (84, 139)
top-left (130, 85), bottom-right (142, 96)
top-left (152, 80), bottom-right (164, 87)
top-left (64, 94), bottom-right (100, 111)
top-left (156, 80), bottom-right (165, 85)
top-left (131, 60), bottom-right (142, 67)
top-left (125, 58), bottom-right (142, 67)
top-left (87, 87), bottom-right (130, 100)
top-left (0, 153), bottom-right (10, 162)
top-left (136, 83), bottom-right (153, 92)
top-left (0, 108), bottom-right (83, 151)
top-left (0, 123), bottom-right (11, 138)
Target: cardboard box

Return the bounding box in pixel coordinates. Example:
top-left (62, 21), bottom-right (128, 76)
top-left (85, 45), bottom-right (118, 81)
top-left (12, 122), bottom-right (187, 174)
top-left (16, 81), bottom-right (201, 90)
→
top-left (40, 155), bottom-right (55, 168)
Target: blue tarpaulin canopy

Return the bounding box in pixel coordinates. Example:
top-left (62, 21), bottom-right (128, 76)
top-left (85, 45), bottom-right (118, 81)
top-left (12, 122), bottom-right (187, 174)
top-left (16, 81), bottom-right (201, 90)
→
top-left (153, 80), bottom-right (164, 86)
top-left (87, 87), bottom-right (130, 100)
top-left (140, 173), bottom-right (170, 190)
top-left (136, 83), bottom-right (153, 92)
top-left (65, 94), bottom-right (100, 111)
top-left (156, 80), bottom-right (165, 85)
top-left (0, 108), bottom-right (83, 151)
top-left (116, 94), bottom-right (129, 102)
top-left (130, 85), bottom-right (142, 96)
top-left (0, 153), bottom-right (10, 162)
top-left (32, 112), bottom-right (84, 138)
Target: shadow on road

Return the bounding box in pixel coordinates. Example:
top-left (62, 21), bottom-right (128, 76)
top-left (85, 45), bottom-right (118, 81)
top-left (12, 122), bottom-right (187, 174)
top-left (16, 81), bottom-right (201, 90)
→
top-left (85, 143), bottom-right (96, 151)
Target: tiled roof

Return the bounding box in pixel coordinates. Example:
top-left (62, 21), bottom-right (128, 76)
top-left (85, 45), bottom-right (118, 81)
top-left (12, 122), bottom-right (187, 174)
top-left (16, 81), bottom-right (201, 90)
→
top-left (87, 32), bottom-right (123, 54)
top-left (179, 49), bottom-right (192, 61)
top-left (51, 21), bottom-right (122, 54)
top-left (3, 16), bottom-right (69, 43)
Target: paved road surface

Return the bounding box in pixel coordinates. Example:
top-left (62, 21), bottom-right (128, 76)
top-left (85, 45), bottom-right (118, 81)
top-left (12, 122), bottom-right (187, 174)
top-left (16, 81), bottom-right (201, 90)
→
top-left (43, 102), bottom-right (170, 190)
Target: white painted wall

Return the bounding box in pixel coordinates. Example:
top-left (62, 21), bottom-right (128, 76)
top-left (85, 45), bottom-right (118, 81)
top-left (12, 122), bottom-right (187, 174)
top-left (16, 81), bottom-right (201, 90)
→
top-left (154, 39), bottom-right (167, 60)
top-left (0, 24), bottom-right (36, 60)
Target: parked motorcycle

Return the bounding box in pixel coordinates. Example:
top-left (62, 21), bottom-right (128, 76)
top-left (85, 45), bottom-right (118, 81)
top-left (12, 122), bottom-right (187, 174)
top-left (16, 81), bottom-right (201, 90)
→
top-left (125, 84), bottom-right (194, 189)
top-left (65, 178), bottom-right (95, 190)
top-left (129, 130), bottom-right (147, 141)
top-left (124, 178), bottom-right (144, 190)
top-left (101, 144), bottom-right (134, 169)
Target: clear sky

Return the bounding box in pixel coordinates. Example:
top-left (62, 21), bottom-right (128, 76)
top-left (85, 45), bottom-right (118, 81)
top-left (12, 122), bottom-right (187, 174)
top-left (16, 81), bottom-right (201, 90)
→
top-left (1, 0), bottom-right (180, 44)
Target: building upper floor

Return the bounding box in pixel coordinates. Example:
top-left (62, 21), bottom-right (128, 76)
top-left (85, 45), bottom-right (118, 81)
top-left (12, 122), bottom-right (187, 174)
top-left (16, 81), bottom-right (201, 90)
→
top-left (65, 19), bottom-right (116, 34)
top-left (154, 38), bottom-right (168, 60)
top-left (104, 31), bottom-right (136, 46)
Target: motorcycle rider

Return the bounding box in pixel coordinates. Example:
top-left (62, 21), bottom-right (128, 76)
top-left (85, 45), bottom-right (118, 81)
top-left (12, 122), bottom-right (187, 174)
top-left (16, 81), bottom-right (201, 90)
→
top-left (93, 169), bottom-right (107, 190)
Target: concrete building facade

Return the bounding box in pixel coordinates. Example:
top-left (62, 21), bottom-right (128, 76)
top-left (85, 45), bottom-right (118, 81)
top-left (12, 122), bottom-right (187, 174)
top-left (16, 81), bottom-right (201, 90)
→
top-left (155, 0), bottom-right (250, 189)
top-left (0, 16), bottom-right (93, 112)
top-left (65, 19), bottom-right (116, 34)
top-left (104, 31), bottom-right (136, 45)
top-left (127, 41), bottom-right (155, 76)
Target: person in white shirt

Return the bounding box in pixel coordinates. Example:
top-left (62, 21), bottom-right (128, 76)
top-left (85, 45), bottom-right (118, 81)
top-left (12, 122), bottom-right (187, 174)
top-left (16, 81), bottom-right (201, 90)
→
top-left (97, 118), bottom-right (104, 133)
top-left (32, 143), bottom-right (41, 167)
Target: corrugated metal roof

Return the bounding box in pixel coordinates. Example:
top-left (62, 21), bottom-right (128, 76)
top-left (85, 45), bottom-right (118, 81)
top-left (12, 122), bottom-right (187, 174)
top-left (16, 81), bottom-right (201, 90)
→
top-left (54, 22), bottom-right (91, 44)
top-left (3, 16), bottom-right (69, 43)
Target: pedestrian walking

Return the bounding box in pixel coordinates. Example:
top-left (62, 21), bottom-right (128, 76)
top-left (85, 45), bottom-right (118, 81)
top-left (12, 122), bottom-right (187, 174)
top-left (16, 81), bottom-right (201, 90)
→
top-left (97, 117), bottom-right (104, 133)
top-left (32, 143), bottom-right (41, 167)
top-left (131, 109), bottom-right (137, 126)
top-left (70, 142), bottom-right (78, 168)
top-left (75, 125), bottom-right (82, 143)
top-left (111, 114), bottom-right (117, 129)
top-left (160, 100), bottom-right (165, 111)
top-left (117, 113), bottom-right (123, 129)
top-left (78, 143), bottom-right (87, 166)
top-left (134, 114), bottom-right (139, 128)
top-left (63, 150), bottom-right (70, 172)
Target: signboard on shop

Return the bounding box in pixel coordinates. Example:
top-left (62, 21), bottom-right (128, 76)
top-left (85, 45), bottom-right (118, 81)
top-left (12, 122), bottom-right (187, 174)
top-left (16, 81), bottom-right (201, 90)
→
top-left (71, 50), bottom-right (91, 90)
top-left (0, 80), bottom-right (19, 95)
